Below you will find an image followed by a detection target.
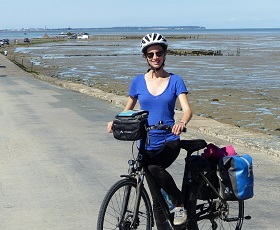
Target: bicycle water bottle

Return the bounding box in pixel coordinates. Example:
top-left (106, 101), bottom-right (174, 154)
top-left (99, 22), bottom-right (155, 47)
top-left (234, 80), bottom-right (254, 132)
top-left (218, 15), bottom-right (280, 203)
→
top-left (161, 189), bottom-right (175, 211)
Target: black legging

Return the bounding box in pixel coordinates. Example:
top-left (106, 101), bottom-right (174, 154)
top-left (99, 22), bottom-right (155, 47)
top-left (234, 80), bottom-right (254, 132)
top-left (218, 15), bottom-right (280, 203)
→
top-left (145, 139), bottom-right (183, 229)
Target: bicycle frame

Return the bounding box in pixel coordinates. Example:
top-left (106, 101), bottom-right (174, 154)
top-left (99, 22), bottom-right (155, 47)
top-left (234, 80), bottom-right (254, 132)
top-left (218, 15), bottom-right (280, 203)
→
top-left (120, 138), bottom-right (177, 229)
top-left (122, 138), bottom-right (216, 229)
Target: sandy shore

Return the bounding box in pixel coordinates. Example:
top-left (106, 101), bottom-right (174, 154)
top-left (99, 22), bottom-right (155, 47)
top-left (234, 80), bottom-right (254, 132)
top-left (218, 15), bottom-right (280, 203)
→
top-left (2, 36), bottom-right (280, 138)
top-left (88, 83), bottom-right (280, 138)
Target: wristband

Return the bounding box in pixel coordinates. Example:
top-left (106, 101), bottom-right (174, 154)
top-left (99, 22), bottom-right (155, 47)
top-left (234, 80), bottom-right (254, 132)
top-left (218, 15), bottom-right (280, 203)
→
top-left (179, 121), bottom-right (187, 127)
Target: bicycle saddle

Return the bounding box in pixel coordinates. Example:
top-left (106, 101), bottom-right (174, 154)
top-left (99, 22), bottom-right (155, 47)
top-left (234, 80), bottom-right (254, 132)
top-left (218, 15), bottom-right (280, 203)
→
top-left (180, 139), bottom-right (207, 153)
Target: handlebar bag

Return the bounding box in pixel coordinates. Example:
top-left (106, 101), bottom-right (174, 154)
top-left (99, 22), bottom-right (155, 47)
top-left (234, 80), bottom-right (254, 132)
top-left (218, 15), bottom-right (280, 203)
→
top-left (217, 155), bottom-right (254, 201)
top-left (112, 110), bottom-right (149, 141)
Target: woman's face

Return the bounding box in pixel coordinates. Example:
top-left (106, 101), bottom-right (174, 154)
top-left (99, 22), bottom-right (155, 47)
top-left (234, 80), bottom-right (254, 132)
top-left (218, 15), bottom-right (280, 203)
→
top-left (145, 45), bottom-right (166, 69)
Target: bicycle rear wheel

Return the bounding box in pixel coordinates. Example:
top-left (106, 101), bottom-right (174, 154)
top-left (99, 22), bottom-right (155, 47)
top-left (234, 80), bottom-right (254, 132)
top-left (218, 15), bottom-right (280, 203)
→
top-left (188, 170), bottom-right (244, 230)
top-left (97, 178), bottom-right (153, 230)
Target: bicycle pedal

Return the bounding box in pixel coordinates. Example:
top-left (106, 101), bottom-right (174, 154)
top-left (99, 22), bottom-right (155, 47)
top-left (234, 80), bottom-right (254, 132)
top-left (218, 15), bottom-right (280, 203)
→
top-left (245, 215), bottom-right (251, 220)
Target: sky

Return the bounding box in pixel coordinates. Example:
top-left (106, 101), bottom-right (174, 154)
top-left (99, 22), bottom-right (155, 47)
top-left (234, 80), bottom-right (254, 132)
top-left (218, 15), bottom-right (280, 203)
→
top-left (1, 0), bottom-right (280, 30)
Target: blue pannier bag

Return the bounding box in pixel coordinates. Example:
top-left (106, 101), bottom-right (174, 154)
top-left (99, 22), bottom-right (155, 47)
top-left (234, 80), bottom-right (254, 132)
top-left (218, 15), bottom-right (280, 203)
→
top-left (217, 154), bottom-right (254, 201)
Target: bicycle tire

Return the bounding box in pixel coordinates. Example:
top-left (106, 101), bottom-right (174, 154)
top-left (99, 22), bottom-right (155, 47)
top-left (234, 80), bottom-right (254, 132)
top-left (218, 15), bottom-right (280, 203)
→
top-left (97, 178), bottom-right (153, 230)
top-left (187, 170), bottom-right (244, 230)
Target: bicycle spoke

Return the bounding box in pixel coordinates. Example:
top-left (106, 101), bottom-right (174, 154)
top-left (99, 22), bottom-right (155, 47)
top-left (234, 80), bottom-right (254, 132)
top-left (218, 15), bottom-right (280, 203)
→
top-left (97, 178), bottom-right (152, 230)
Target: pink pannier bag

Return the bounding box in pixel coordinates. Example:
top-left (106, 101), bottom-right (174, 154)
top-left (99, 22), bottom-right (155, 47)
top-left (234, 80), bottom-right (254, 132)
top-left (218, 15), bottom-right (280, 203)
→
top-left (202, 143), bottom-right (236, 159)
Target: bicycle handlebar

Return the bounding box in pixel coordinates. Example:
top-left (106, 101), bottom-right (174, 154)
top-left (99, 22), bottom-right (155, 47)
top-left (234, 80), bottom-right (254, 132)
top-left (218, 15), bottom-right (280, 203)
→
top-left (147, 122), bottom-right (186, 133)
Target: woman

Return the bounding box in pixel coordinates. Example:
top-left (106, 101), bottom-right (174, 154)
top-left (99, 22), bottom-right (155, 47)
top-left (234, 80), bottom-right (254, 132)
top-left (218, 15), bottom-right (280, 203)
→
top-left (107, 33), bottom-right (192, 228)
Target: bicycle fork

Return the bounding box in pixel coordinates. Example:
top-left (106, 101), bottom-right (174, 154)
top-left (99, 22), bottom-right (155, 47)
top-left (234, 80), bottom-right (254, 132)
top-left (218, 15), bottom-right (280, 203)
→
top-left (120, 166), bottom-right (149, 229)
top-left (131, 173), bottom-right (145, 229)
top-left (117, 176), bottom-right (144, 229)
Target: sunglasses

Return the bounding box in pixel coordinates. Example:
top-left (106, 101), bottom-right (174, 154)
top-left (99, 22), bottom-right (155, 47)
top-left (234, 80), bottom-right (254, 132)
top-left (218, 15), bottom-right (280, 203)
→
top-left (146, 50), bottom-right (164, 59)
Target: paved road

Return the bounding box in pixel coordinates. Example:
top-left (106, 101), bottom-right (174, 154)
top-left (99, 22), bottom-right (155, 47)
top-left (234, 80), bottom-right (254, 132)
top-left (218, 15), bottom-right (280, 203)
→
top-left (1, 55), bottom-right (280, 229)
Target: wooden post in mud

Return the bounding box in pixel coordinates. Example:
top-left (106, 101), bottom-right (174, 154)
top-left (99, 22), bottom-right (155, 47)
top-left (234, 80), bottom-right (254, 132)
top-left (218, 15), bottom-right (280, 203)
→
top-left (237, 47), bottom-right (240, 56)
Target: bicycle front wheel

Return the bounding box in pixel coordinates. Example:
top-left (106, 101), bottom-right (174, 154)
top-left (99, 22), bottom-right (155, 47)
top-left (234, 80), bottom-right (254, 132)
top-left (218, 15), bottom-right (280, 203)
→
top-left (188, 170), bottom-right (245, 230)
top-left (97, 178), bottom-right (153, 230)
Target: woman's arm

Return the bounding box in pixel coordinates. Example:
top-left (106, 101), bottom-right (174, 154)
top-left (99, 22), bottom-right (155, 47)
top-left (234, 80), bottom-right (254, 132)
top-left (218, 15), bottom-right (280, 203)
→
top-left (123, 96), bottom-right (138, 111)
top-left (172, 93), bottom-right (193, 135)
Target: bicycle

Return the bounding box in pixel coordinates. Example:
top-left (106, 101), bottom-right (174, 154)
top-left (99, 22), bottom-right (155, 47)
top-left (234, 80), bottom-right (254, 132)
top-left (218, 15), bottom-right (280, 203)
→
top-left (97, 122), bottom-right (250, 229)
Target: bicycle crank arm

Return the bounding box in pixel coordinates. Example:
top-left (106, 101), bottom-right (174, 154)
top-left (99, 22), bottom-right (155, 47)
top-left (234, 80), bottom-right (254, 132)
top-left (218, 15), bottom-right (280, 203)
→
top-left (225, 215), bottom-right (251, 222)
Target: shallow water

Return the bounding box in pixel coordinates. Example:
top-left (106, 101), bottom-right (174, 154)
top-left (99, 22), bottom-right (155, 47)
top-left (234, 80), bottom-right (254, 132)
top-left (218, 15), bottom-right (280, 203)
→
top-left (13, 34), bottom-right (280, 136)
top-left (15, 35), bottom-right (280, 89)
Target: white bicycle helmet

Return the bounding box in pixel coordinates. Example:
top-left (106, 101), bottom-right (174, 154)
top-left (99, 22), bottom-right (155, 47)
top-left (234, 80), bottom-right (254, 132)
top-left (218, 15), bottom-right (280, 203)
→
top-left (140, 33), bottom-right (168, 53)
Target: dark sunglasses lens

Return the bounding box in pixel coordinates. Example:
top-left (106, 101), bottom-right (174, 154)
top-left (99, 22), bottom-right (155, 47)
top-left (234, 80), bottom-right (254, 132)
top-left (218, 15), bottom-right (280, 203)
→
top-left (156, 51), bottom-right (163, 57)
top-left (147, 53), bottom-right (154, 58)
top-left (147, 51), bottom-right (164, 58)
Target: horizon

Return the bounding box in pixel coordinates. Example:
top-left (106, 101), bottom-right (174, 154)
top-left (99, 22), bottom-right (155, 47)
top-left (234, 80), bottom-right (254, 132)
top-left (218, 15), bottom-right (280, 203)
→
top-left (2, 26), bottom-right (280, 31)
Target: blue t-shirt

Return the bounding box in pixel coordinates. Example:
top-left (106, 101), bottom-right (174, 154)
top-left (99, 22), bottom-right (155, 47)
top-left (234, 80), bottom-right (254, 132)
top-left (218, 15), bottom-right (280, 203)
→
top-left (129, 73), bottom-right (188, 150)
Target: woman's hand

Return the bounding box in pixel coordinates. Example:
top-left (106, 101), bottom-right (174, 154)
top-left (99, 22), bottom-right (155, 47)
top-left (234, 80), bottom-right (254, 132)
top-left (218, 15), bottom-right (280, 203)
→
top-left (172, 122), bottom-right (186, 135)
top-left (107, 121), bottom-right (113, 133)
